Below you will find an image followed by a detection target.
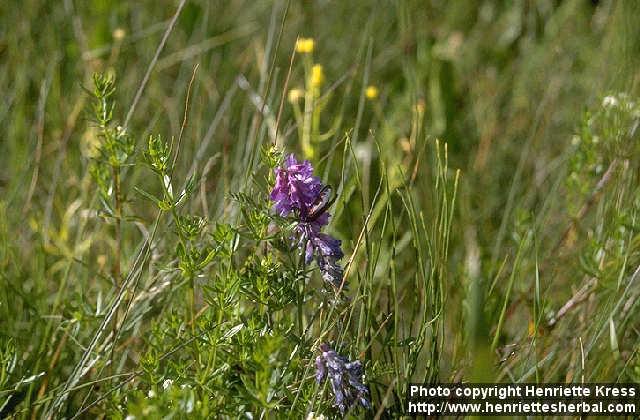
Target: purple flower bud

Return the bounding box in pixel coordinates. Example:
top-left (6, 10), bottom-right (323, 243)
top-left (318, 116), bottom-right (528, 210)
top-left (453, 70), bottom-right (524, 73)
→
top-left (315, 344), bottom-right (370, 414)
top-left (312, 233), bottom-right (343, 259)
top-left (316, 355), bottom-right (327, 383)
top-left (317, 254), bottom-right (344, 290)
top-left (270, 154), bottom-right (323, 218)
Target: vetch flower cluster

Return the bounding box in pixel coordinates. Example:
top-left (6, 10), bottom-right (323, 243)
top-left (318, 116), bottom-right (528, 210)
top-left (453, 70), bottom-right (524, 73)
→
top-left (270, 154), bottom-right (345, 290)
top-left (315, 343), bottom-right (370, 414)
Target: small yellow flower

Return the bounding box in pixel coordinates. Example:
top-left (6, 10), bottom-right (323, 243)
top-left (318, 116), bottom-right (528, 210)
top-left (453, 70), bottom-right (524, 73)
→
top-left (97, 254), bottom-right (107, 270)
top-left (365, 85), bottom-right (379, 99)
top-left (112, 28), bottom-right (126, 41)
top-left (399, 137), bottom-right (411, 152)
top-left (288, 88), bottom-right (303, 103)
top-left (311, 64), bottom-right (324, 87)
top-left (295, 37), bottom-right (315, 54)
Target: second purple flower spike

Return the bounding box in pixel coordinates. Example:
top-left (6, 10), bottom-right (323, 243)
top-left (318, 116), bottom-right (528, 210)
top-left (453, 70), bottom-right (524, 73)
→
top-left (315, 343), bottom-right (370, 414)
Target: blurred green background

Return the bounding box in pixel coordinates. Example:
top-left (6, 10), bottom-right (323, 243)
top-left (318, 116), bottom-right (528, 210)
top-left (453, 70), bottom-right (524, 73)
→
top-left (2, 0), bottom-right (640, 416)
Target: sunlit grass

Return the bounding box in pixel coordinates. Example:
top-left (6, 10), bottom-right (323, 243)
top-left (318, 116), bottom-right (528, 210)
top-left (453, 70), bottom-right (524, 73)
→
top-left (1, 0), bottom-right (640, 418)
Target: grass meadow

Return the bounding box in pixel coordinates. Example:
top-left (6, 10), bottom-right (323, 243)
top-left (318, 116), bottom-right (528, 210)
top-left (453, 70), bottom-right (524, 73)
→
top-left (1, 0), bottom-right (640, 418)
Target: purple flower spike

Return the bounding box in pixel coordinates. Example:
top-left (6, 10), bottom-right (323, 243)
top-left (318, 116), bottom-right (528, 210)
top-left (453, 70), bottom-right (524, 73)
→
top-left (270, 154), bottom-right (347, 291)
top-left (315, 343), bottom-right (370, 414)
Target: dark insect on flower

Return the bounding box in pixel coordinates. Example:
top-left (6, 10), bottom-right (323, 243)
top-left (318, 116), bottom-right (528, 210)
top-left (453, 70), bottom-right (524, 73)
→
top-left (315, 343), bottom-right (370, 414)
top-left (307, 185), bottom-right (336, 222)
top-left (270, 154), bottom-right (346, 291)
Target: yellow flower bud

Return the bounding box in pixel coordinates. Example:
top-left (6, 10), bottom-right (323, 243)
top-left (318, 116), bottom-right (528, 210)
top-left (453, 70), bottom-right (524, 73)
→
top-left (311, 64), bottom-right (324, 88)
top-left (288, 88), bottom-right (303, 103)
top-left (295, 37), bottom-right (315, 53)
top-left (365, 85), bottom-right (379, 99)
top-left (112, 28), bottom-right (126, 41)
